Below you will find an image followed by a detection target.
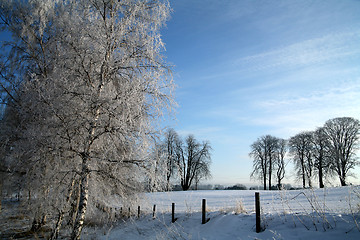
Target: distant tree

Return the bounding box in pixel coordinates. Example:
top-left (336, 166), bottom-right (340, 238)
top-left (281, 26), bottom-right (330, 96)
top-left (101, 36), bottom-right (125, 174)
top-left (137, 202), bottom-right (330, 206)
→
top-left (193, 157), bottom-right (212, 190)
top-left (249, 135), bottom-right (278, 190)
top-left (194, 184), bottom-right (213, 190)
top-left (289, 132), bottom-right (314, 188)
top-left (214, 184), bottom-right (225, 190)
top-left (250, 138), bottom-right (267, 190)
top-left (323, 117), bottom-right (360, 186)
top-left (282, 183), bottom-right (293, 190)
top-left (225, 184), bottom-right (247, 190)
top-left (311, 127), bottom-right (332, 188)
top-left (274, 139), bottom-right (287, 189)
top-left (174, 135), bottom-right (212, 191)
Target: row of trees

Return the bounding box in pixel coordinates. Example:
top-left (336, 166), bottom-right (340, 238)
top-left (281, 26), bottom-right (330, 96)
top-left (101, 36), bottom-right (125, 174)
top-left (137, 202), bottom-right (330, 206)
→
top-left (249, 136), bottom-right (287, 190)
top-left (0, 0), bottom-right (173, 239)
top-left (250, 117), bottom-right (360, 189)
top-left (149, 128), bottom-right (212, 191)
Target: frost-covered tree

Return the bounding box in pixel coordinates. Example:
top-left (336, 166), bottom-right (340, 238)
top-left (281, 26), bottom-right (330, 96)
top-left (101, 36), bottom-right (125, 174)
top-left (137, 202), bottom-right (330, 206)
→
top-left (146, 139), bottom-right (170, 192)
top-left (324, 117), bottom-right (360, 186)
top-left (163, 128), bottom-right (179, 191)
top-left (145, 128), bottom-right (180, 192)
top-left (0, 0), bottom-right (173, 239)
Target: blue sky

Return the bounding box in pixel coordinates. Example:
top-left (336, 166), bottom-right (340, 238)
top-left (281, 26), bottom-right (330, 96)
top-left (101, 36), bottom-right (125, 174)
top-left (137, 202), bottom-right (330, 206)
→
top-left (161, 0), bottom-right (360, 187)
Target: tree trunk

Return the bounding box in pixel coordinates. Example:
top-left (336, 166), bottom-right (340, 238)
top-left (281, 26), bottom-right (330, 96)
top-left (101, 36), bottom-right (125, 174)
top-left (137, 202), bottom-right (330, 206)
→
top-left (268, 166), bottom-right (272, 190)
top-left (268, 156), bottom-right (272, 190)
top-left (263, 174), bottom-right (266, 190)
top-left (277, 179), bottom-right (281, 190)
top-left (51, 212), bottom-right (65, 240)
top-left (318, 162), bottom-right (324, 188)
top-left (50, 178), bottom-right (76, 240)
top-left (181, 182), bottom-right (190, 191)
top-left (67, 181), bottom-right (81, 228)
top-left (0, 181), bottom-right (2, 213)
top-left (302, 174), bottom-right (306, 188)
top-left (301, 159), bottom-right (306, 188)
top-left (71, 159), bottom-right (89, 240)
top-left (339, 176), bottom-right (346, 186)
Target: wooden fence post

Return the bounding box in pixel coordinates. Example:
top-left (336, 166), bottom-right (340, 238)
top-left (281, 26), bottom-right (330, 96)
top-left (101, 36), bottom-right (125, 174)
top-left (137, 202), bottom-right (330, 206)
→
top-left (202, 199), bottom-right (210, 224)
top-left (153, 205), bottom-right (156, 219)
top-left (138, 206), bottom-right (140, 218)
top-left (255, 192), bottom-right (261, 233)
top-left (172, 203), bottom-right (176, 223)
top-left (202, 199), bottom-right (206, 224)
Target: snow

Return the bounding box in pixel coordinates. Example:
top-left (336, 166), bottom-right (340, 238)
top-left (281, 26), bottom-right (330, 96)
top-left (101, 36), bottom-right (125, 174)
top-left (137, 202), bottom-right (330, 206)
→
top-left (83, 186), bottom-right (360, 239)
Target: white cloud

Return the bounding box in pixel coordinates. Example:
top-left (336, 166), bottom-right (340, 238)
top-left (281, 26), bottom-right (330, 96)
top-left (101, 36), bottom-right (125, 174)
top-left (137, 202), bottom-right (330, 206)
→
top-left (205, 77), bottom-right (360, 139)
top-left (235, 31), bottom-right (360, 72)
top-left (250, 81), bottom-right (360, 137)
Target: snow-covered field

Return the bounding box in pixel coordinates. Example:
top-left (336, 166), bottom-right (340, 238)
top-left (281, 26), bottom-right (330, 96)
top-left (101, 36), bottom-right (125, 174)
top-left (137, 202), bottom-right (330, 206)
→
top-left (84, 186), bottom-right (360, 239)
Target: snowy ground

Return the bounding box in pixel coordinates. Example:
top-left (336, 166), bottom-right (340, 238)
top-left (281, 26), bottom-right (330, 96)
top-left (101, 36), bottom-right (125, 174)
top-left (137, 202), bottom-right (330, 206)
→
top-left (84, 186), bottom-right (360, 240)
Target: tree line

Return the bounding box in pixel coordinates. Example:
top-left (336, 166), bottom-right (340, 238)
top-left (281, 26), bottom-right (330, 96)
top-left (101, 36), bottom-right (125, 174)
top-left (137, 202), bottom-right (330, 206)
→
top-left (250, 117), bottom-right (360, 190)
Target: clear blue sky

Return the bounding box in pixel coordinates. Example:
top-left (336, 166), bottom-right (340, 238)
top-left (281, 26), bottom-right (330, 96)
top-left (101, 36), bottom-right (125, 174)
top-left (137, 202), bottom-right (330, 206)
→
top-left (161, 0), bottom-right (360, 187)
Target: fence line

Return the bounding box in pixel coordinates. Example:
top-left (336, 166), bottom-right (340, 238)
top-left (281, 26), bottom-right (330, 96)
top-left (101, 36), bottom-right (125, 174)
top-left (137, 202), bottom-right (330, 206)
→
top-left (113, 193), bottom-right (263, 233)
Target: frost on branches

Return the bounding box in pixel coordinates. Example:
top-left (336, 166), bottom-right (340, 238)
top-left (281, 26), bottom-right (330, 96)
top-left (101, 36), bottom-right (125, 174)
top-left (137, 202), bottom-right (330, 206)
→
top-left (0, 0), bottom-right (173, 239)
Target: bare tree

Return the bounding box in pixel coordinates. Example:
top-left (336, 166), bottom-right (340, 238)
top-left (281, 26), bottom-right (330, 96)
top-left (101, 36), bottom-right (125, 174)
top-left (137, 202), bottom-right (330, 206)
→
top-left (323, 117), bottom-right (360, 186)
top-left (275, 138), bottom-right (287, 189)
top-left (311, 127), bottom-right (332, 188)
top-left (193, 157), bottom-right (212, 190)
top-left (289, 132), bottom-right (314, 188)
top-left (250, 138), bottom-right (267, 190)
top-left (174, 135), bottom-right (212, 191)
top-left (0, 1), bottom-right (173, 239)
top-left (249, 135), bottom-right (278, 190)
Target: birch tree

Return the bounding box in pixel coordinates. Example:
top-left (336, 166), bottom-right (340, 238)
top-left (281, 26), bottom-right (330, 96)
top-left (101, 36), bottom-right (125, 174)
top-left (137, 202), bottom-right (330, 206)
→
top-left (0, 0), bottom-right (173, 239)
